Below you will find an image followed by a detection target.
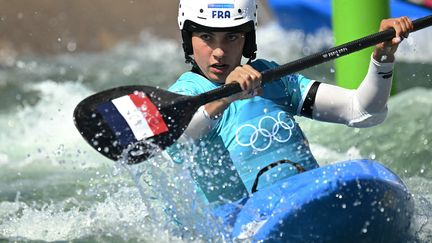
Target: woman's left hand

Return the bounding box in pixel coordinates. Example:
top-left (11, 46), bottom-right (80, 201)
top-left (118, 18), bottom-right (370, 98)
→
top-left (373, 16), bottom-right (414, 62)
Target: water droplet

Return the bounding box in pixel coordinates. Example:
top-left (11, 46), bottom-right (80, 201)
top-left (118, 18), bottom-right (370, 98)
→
top-left (67, 41), bottom-right (77, 52)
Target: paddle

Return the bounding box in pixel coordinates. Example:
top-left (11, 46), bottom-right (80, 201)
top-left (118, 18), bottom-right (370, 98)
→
top-left (74, 15), bottom-right (432, 164)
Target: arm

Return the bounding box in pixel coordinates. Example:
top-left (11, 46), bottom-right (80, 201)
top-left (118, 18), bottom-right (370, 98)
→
top-left (183, 64), bottom-right (262, 139)
top-left (203, 64), bottom-right (262, 118)
top-left (309, 17), bottom-right (413, 127)
top-left (312, 57), bottom-right (394, 127)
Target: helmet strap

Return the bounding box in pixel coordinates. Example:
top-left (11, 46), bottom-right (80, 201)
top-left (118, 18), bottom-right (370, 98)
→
top-left (246, 49), bottom-right (257, 63)
top-left (246, 57), bottom-right (254, 64)
top-left (181, 30), bottom-right (193, 56)
top-left (185, 54), bottom-right (200, 69)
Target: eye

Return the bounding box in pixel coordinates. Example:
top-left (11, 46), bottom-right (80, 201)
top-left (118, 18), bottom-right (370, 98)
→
top-left (199, 33), bottom-right (212, 41)
top-left (227, 33), bottom-right (243, 42)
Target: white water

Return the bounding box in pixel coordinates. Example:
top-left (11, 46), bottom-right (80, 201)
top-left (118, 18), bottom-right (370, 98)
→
top-left (0, 22), bottom-right (432, 242)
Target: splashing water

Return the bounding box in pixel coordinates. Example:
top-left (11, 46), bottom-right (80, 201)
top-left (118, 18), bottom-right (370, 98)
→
top-left (1, 22), bottom-right (432, 242)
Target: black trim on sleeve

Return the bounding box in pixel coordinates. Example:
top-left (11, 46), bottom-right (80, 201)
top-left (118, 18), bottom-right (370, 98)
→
top-left (378, 71), bottom-right (393, 79)
top-left (300, 81), bottom-right (321, 118)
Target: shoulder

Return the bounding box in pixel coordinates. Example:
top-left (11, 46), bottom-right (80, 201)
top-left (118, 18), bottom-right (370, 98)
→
top-left (251, 59), bottom-right (307, 82)
top-left (168, 71), bottom-right (219, 95)
top-left (251, 59), bottom-right (310, 87)
top-left (250, 59), bottom-right (279, 71)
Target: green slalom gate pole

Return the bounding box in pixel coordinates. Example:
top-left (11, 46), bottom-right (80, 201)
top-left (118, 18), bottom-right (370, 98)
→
top-left (332, 0), bottom-right (394, 92)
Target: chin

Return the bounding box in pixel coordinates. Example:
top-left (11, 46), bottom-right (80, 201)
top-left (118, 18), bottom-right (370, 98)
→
top-left (208, 74), bottom-right (227, 84)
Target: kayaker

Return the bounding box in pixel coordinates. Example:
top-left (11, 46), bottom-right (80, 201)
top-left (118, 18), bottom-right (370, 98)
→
top-left (167, 0), bottom-right (413, 204)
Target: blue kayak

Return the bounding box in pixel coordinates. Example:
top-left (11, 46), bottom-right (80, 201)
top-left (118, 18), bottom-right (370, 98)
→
top-left (213, 159), bottom-right (414, 242)
top-left (267, 0), bottom-right (432, 33)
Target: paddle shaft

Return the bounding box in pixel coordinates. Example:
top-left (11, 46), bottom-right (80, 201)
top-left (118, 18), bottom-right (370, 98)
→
top-left (73, 15), bottom-right (432, 163)
top-left (198, 15), bottom-right (432, 106)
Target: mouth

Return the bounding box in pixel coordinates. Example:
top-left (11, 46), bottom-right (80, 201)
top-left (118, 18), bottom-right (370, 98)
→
top-left (210, 63), bottom-right (229, 73)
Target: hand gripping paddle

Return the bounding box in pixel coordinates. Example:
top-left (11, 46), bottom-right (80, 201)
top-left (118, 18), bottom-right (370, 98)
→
top-left (74, 15), bottom-right (432, 164)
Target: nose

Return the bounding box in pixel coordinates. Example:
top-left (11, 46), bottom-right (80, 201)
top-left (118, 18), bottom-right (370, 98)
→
top-left (212, 47), bottom-right (225, 60)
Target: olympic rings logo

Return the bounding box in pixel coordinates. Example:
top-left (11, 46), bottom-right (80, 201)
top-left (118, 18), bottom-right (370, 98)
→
top-left (235, 111), bottom-right (295, 152)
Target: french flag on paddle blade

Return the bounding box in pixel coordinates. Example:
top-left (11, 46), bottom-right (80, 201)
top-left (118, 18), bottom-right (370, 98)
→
top-left (96, 92), bottom-right (168, 146)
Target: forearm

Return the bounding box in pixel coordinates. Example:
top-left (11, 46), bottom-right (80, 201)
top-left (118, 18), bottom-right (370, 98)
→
top-left (312, 56), bottom-right (394, 127)
top-left (373, 46), bottom-right (395, 63)
top-left (355, 55), bottom-right (394, 113)
top-left (182, 105), bottom-right (220, 140)
top-left (204, 98), bottom-right (232, 119)
top-left (182, 98), bottom-right (231, 138)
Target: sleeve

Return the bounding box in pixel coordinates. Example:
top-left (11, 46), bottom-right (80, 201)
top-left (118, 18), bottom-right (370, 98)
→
top-left (284, 74), bottom-right (319, 116)
top-left (168, 78), bottom-right (200, 96)
top-left (251, 59), bottom-right (318, 115)
top-left (167, 72), bottom-right (219, 141)
top-left (312, 55), bottom-right (394, 127)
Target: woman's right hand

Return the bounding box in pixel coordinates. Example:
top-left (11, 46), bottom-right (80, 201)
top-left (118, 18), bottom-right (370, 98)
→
top-left (203, 64), bottom-right (262, 119)
top-left (223, 64), bottom-right (262, 103)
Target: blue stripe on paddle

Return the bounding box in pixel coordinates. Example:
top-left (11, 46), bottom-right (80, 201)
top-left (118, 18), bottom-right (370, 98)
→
top-left (96, 101), bottom-right (137, 146)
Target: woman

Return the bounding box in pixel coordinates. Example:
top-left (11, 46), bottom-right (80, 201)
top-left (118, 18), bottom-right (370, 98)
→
top-left (168, 0), bottom-right (413, 204)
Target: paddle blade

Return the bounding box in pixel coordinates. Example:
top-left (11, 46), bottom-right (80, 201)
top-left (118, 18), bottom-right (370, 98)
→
top-left (73, 85), bottom-right (199, 164)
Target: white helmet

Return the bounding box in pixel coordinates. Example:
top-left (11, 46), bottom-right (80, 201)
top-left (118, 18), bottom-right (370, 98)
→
top-left (178, 0), bottom-right (258, 59)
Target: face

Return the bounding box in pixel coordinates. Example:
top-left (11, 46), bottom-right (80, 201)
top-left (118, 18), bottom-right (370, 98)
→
top-left (191, 31), bottom-right (245, 83)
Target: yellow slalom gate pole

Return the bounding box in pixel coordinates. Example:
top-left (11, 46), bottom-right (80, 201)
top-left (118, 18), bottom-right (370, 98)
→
top-left (332, 0), bottom-right (394, 92)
